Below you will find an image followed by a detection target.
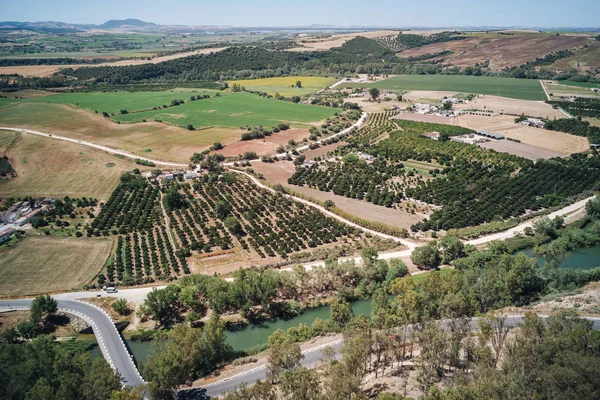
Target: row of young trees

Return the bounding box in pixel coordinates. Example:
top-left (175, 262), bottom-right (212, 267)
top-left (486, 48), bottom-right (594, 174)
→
top-left (166, 175), bottom-right (362, 260)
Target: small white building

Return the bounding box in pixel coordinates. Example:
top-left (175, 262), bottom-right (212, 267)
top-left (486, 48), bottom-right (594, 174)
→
top-left (184, 172), bottom-right (199, 180)
top-left (163, 173), bottom-right (174, 181)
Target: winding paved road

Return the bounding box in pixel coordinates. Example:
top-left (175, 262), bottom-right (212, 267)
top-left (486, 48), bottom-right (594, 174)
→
top-left (195, 315), bottom-right (600, 397)
top-left (0, 298), bottom-right (145, 388)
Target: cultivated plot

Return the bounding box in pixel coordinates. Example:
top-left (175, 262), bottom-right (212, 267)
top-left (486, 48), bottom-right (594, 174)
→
top-left (29, 90), bottom-right (219, 115)
top-left (343, 75), bottom-right (547, 101)
top-left (226, 76), bottom-right (336, 97)
top-left (113, 92), bottom-right (338, 129)
top-left (0, 236), bottom-right (112, 296)
top-left (0, 103), bottom-right (241, 163)
top-left (0, 130), bottom-right (138, 199)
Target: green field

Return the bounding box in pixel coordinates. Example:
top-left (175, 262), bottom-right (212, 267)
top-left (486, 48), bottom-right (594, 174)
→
top-left (227, 76), bottom-right (336, 97)
top-left (29, 90), bottom-right (218, 115)
top-left (113, 92), bottom-right (337, 128)
top-left (0, 98), bottom-right (17, 108)
top-left (343, 75), bottom-right (547, 101)
top-left (557, 81), bottom-right (600, 89)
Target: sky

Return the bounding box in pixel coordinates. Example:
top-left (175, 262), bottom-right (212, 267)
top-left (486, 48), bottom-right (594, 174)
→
top-left (1, 0), bottom-right (599, 28)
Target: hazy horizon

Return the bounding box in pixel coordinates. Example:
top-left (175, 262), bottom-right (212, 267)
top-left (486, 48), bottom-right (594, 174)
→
top-left (1, 0), bottom-right (599, 28)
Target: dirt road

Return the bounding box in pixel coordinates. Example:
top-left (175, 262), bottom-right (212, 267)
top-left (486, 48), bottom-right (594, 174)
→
top-left (0, 127), bottom-right (188, 167)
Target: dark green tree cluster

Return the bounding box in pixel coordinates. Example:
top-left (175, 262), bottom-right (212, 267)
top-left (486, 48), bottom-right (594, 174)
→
top-left (0, 335), bottom-right (125, 400)
top-left (143, 313), bottom-right (231, 399)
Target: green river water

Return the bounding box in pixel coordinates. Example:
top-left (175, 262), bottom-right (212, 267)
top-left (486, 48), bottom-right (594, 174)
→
top-left (92, 244), bottom-right (599, 366)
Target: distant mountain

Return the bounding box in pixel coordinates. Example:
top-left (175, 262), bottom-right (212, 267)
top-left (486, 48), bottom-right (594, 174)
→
top-left (98, 19), bottom-right (156, 29)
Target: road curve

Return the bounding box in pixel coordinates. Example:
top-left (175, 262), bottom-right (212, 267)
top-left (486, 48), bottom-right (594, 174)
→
top-left (0, 298), bottom-right (145, 388)
top-left (0, 127), bottom-right (187, 167)
top-left (193, 315), bottom-right (600, 397)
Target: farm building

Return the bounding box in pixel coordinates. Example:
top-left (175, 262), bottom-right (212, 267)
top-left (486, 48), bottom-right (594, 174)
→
top-left (478, 130), bottom-right (505, 140)
top-left (358, 153), bottom-right (375, 161)
top-left (16, 209), bottom-right (42, 227)
top-left (184, 172), bottom-right (199, 180)
top-left (520, 118), bottom-right (545, 128)
top-left (1, 212), bottom-right (17, 224)
top-left (422, 132), bottom-right (440, 140)
top-left (163, 173), bottom-right (174, 181)
top-left (0, 226), bottom-right (15, 244)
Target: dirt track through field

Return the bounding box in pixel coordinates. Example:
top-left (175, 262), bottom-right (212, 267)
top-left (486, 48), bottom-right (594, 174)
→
top-left (0, 126), bottom-right (187, 167)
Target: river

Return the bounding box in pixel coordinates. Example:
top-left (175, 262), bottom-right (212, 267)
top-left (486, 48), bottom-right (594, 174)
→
top-left (93, 243), bottom-right (599, 366)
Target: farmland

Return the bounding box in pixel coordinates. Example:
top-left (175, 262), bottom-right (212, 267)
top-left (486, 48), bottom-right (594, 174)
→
top-left (89, 173), bottom-right (378, 285)
top-left (0, 102), bottom-right (241, 163)
top-left (0, 130), bottom-right (138, 199)
top-left (396, 31), bottom-right (589, 71)
top-left (113, 92), bottom-right (338, 128)
top-left (0, 236), bottom-right (112, 297)
top-left (226, 76), bottom-right (336, 97)
top-left (343, 75), bottom-right (547, 101)
top-left (29, 90), bottom-right (219, 115)
top-left (287, 114), bottom-right (600, 233)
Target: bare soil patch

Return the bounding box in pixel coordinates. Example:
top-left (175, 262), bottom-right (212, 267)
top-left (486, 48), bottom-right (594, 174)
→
top-left (398, 34), bottom-right (588, 70)
top-left (455, 114), bottom-right (590, 154)
top-left (453, 94), bottom-right (565, 119)
top-left (188, 248), bottom-right (254, 277)
top-left (395, 113), bottom-right (589, 154)
top-left (479, 140), bottom-right (566, 160)
top-left (215, 128), bottom-right (309, 157)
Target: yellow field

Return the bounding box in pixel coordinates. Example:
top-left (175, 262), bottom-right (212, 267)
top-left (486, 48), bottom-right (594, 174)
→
top-left (0, 236), bottom-right (112, 297)
top-left (0, 102), bottom-right (242, 163)
top-left (226, 76), bottom-right (336, 97)
top-left (0, 130), bottom-right (137, 200)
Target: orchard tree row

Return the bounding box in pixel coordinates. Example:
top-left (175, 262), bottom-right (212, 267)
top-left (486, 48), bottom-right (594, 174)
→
top-left (164, 174), bottom-right (364, 260)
